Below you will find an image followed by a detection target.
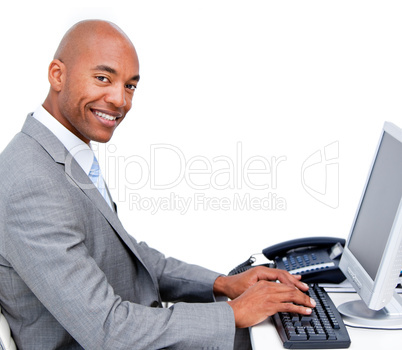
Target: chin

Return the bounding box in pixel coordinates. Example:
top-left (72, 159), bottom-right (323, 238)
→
top-left (90, 132), bottom-right (114, 144)
top-left (96, 136), bottom-right (113, 143)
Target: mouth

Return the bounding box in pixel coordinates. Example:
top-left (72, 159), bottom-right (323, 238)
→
top-left (91, 109), bottom-right (123, 125)
top-left (94, 110), bottom-right (118, 121)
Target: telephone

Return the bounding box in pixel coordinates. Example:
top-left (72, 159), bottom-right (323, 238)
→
top-left (229, 236), bottom-right (346, 284)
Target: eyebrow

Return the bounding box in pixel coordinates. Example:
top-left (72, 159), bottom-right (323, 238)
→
top-left (93, 65), bottom-right (140, 82)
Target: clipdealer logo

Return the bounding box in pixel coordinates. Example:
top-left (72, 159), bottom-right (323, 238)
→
top-left (82, 140), bottom-right (339, 215)
top-left (301, 141), bottom-right (339, 209)
top-left (93, 142), bottom-right (288, 214)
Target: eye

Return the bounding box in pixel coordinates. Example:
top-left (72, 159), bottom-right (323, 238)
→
top-left (126, 84), bottom-right (137, 91)
top-left (96, 76), bottom-right (110, 83)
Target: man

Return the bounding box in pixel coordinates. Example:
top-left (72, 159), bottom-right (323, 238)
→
top-left (0, 20), bottom-right (315, 349)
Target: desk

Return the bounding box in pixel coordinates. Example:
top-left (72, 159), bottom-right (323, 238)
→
top-left (250, 291), bottom-right (402, 349)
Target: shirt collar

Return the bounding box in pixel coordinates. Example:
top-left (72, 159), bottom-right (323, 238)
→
top-left (32, 106), bottom-right (94, 175)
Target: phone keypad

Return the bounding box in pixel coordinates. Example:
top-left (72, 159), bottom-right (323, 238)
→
top-left (281, 253), bottom-right (334, 276)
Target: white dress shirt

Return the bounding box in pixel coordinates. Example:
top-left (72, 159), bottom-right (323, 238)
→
top-left (32, 106), bottom-right (94, 174)
top-left (32, 106), bottom-right (113, 209)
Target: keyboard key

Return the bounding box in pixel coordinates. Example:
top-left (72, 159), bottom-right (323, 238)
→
top-left (308, 333), bottom-right (327, 340)
top-left (288, 333), bottom-right (308, 341)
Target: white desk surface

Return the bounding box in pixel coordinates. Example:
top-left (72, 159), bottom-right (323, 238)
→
top-left (250, 291), bottom-right (402, 350)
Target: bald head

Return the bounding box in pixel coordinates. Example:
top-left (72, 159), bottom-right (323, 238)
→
top-left (54, 20), bottom-right (135, 67)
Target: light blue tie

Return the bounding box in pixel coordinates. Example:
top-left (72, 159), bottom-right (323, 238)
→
top-left (89, 155), bottom-right (113, 209)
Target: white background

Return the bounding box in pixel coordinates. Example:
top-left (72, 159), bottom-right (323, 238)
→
top-left (1, 1), bottom-right (402, 274)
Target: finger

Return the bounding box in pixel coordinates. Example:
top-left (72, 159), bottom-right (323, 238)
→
top-left (291, 275), bottom-right (310, 291)
top-left (265, 284), bottom-right (316, 309)
top-left (292, 278), bottom-right (310, 292)
top-left (252, 267), bottom-right (293, 283)
top-left (249, 267), bottom-right (309, 293)
top-left (279, 302), bottom-right (314, 316)
top-left (275, 271), bottom-right (310, 292)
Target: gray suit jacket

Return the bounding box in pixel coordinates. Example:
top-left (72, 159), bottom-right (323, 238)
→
top-left (0, 115), bottom-right (235, 349)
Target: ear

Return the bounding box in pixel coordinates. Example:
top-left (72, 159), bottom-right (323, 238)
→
top-left (48, 59), bottom-right (65, 92)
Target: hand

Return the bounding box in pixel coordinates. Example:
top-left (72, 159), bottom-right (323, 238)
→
top-left (227, 279), bottom-right (316, 328)
top-left (213, 266), bottom-right (309, 300)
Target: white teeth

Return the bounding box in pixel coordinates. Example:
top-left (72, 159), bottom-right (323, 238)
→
top-left (95, 111), bottom-right (116, 121)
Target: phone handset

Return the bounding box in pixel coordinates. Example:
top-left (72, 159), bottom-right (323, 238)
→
top-left (229, 236), bottom-right (346, 284)
top-left (262, 236), bottom-right (345, 260)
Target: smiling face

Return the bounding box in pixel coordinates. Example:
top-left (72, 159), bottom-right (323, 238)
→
top-left (44, 21), bottom-right (140, 144)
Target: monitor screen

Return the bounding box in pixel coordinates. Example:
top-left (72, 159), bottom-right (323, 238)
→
top-left (348, 132), bottom-right (402, 281)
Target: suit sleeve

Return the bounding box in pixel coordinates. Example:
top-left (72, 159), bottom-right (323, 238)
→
top-left (2, 173), bottom-right (236, 350)
top-left (134, 240), bottom-right (225, 303)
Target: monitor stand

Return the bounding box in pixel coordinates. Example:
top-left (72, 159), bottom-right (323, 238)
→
top-left (338, 291), bottom-right (402, 329)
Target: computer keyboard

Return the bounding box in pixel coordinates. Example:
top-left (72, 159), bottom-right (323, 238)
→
top-left (271, 284), bottom-right (351, 349)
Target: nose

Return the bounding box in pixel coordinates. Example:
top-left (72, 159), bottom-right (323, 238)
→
top-left (105, 84), bottom-right (127, 108)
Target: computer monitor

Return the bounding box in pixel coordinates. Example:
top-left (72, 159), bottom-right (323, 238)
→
top-left (338, 121), bottom-right (402, 329)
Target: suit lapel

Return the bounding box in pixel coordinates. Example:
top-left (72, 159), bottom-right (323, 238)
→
top-left (21, 115), bottom-right (153, 276)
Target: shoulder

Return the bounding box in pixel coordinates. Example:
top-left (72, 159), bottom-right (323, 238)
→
top-left (0, 132), bottom-right (63, 192)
